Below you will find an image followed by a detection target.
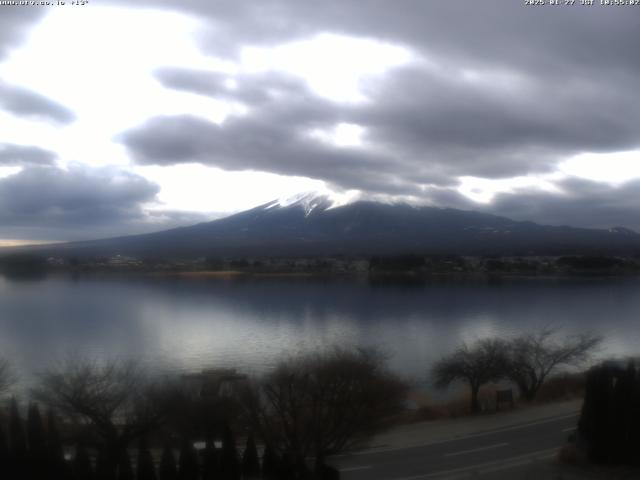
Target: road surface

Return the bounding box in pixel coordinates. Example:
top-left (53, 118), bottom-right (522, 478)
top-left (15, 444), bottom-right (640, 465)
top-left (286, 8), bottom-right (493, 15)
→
top-left (331, 413), bottom-right (578, 479)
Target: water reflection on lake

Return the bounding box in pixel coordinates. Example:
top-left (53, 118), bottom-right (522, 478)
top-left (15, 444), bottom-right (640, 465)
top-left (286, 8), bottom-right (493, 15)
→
top-left (0, 273), bottom-right (638, 386)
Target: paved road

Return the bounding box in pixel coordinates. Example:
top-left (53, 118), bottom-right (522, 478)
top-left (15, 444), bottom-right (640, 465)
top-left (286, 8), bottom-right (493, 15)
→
top-left (330, 413), bottom-right (579, 480)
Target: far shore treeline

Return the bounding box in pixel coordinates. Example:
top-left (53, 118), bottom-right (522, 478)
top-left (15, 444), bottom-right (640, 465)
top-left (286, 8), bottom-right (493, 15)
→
top-left (2, 251), bottom-right (640, 278)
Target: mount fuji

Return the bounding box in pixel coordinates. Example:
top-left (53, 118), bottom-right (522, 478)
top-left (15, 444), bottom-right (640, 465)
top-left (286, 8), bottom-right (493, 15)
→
top-left (24, 193), bottom-right (640, 258)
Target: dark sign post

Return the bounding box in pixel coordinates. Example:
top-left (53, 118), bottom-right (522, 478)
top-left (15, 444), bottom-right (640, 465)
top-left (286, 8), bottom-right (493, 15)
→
top-left (496, 388), bottom-right (515, 411)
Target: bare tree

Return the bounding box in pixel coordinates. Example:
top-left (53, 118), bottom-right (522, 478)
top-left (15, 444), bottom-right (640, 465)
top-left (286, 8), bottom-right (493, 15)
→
top-left (432, 338), bottom-right (509, 414)
top-left (0, 357), bottom-right (15, 396)
top-left (506, 328), bottom-right (602, 401)
top-left (241, 347), bottom-right (408, 473)
top-left (32, 358), bottom-right (166, 474)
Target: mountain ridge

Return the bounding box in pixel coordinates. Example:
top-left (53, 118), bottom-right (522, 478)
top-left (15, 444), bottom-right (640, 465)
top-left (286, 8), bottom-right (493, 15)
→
top-left (5, 197), bottom-right (640, 259)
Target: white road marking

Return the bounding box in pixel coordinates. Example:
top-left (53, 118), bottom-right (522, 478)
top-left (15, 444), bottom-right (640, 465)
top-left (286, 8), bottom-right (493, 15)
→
top-left (562, 427), bottom-right (576, 432)
top-left (337, 412), bottom-right (578, 457)
top-left (391, 448), bottom-right (558, 480)
top-left (443, 442), bottom-right (509, 457)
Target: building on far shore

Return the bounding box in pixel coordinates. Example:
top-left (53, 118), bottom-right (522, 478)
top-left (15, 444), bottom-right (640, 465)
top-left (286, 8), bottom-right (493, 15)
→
top-left (181, 368), bottom-right (248, 399)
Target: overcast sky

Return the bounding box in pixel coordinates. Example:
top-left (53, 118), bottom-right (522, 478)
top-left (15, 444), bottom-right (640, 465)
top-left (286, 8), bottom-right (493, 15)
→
top-left (0, 1), bottom-right (639, 243)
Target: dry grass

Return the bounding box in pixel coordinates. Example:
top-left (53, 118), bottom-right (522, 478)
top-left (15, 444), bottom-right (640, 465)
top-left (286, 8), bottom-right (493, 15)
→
top-left (535, 372), bottom-right (586, 404)
top-left (403, 374), bottom-right (586, 425)
top-left (407, 383), bottom-right (510, 422)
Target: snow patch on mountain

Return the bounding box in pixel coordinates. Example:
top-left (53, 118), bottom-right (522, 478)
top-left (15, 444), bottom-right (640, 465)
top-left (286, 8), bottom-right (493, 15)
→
top-left (608, 226), bottom-right (637, 236)
top-left (264, 191), bottom-right (361, 216)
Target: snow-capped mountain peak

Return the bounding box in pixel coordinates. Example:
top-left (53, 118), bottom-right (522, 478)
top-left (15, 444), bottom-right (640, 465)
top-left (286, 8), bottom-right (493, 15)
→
top-left (264, 191), bottom-right (360, 216)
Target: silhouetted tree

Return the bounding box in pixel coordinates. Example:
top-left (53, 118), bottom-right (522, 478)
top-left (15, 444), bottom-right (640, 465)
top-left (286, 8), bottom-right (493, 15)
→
top-left (0, 424), bottom-right (8, 463)
top-left (432, 338), bottom-right (509, 414)
top-left (33, 358), bottom-right (166, 471)
top-left (241, 435), bottom-right (260, 479)
top-left (117, 450), bottom-right (134, 480)
top-left (314, 454), bottom-right (341, 480)
top-left (506, 329), bottom-right (601, 401)
top-left (27, 404), bottom-right (47, 459)
top-left (9, 398), bottom-right (27, 460)
top-left (0, 357), bottom-right (15, 396)
top-left (0, 424), bottom-right (11, 480)
top-left (577, 361), bottom-right (640, 465)
top-left (137, 437), bottom-right (157, 480)
top-left (26, 403), bottom-right (48, 479)
top-left (178, 439), bottom-right (198, 480)
top-left (241, 348), bottom-right (407, 475)
top-left (260, 444), bottom-right (279, 480)
top-left (47, 410), bottom-right (68, 478)
top-left (219, 424), bottom-right (239, 480)
top-left (158, 377), bottom-right (241, 444)
top-left (278, 452), bottom-right (297, 480)
top-left (96, 447), bottom-right (116, 480)
top-left (73, 444), bottom-right (94, 480)
top-left (201, 441), bottom-right (219, 480)
top-left (159, 444), bottom-right (178, 480)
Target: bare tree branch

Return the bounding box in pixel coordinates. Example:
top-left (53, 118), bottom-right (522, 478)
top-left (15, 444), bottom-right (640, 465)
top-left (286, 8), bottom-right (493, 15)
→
top-left (32, 357), bottom-right (167, 474)
top-left (240, 347), bottom-right (407, 472)
top-left (0, 357), bottom-right (15, 396)
top-left (506, 328), bottom-right (602, 401)
top-left (432, 338), bottom-right (509, 414)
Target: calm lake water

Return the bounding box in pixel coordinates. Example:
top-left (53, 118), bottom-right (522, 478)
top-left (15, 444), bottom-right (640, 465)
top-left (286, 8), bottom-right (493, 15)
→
top-left (1, 273), bottom-right (638, 387)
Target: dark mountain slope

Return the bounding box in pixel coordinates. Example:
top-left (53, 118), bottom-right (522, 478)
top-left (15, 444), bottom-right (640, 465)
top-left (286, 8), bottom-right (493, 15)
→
top-left (15, 196), bottom-right (640, 258)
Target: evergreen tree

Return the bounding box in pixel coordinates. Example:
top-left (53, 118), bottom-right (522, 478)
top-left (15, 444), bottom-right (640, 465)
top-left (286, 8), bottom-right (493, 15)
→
top-left (314, 454), bottom-right (341, 480)
top-left (260, 444), bottom-right (279, 480)
top-left (278, 452), bottom-right (296, 480)
top-left (27, 403), bottom-right (48, 460)
top-left (8, 398), bottom-right (28, 479)
top-left (9, 398), bottom-right (27, 460)
top-left (577, 361), bottom-right (640, 465)
top-left (178, 438), bottom-right (198, 480)
top-left (47, 410), bottom-right (64, 459)
top-left (579, 364), bottom-right (616, 463)
top-left (26, 404), bottom-right (48, 480)
top-left (96, 447), bottom-right (117, 480)
top-left (47, 410), bottom-right (69, 479)
top-left (240, 436), bottom-right (260, 479)
top-left (136, 437), bottom-right (157, 480)
top-left (159, 445), bottom-right (178, 480)
top-left (117, 450), bottom-right (134, 480)
top-left (0, 423), bottom-right (12, 480)
top-left (0, 424), bottom-right (9, 462)
top-left (201, 441), bottom-right (218, 480)
top-left (73, 444), bottom-right (94, 480)
top-left (219, 424), bottom-right (239, 480)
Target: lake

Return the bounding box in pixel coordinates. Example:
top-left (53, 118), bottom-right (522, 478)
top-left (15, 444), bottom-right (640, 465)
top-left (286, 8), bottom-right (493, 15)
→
top-left (1, 273), bottom-right (638, 388)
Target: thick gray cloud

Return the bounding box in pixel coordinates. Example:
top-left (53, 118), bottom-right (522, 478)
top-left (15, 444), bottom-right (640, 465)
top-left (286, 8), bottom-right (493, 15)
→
top-left (125, 70), bottom-right (443, 193)
top-left (155, 68), bottom-right (310, 106)
top-left (122, 71), bottom-right (424, 194)
top-left (128, 2), bottom-right (640, 182)
top-left (423, 178), bottom-right (640, 232)
top-left (0, 81), bottom-right (75, 124)
top-left (110, 1), bottom-right (639, 80)
top-left (113, 0), bottom-right (640, 229)
top-left (355, 65), bottom-right (640, 179)
top-left (484, 179), bottom-right (640, 232)
top-left (0, 9), bottom-right (44, 60)
top-left (131, 57), bottom-right (640, 195)
top-left (0, 11), bottom-right (75, 124)
top-left (0, 163), bottom-right (222, 241)
top-left (0, 143), bottom-right (56, 166)
top-left (3, 0), bottom-right (640, 237)
top-left (120, 113), bottom-right (407, 195)
top-left (0, 165), bottom-right (158, 240)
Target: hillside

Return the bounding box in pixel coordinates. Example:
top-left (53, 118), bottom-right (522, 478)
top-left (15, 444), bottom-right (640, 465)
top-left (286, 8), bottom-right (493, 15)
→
top-left (15, 194), bottom-right (640, 259)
